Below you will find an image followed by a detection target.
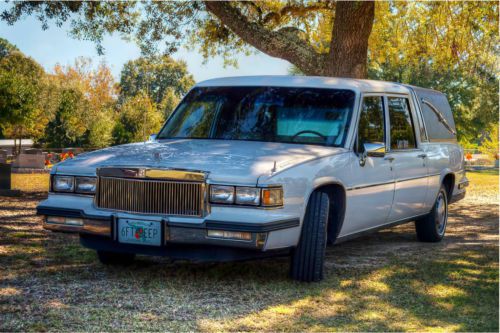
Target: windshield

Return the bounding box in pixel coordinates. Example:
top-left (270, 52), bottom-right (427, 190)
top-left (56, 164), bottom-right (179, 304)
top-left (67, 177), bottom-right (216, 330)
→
top-left (158, 86), bottom-right (355, 147)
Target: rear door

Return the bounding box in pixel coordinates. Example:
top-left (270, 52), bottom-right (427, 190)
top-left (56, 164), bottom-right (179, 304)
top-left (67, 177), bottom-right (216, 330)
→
top-left (385, 95), bottom-right (429, 221)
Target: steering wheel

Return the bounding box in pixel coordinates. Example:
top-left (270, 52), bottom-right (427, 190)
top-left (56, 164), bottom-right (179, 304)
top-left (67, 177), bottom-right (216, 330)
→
top-left (291, 130), bottom-right (327, 142)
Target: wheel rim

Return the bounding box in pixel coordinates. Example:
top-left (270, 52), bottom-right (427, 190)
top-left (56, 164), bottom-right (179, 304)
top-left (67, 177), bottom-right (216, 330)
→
top-left (435, 191), bottom-right (447, 236)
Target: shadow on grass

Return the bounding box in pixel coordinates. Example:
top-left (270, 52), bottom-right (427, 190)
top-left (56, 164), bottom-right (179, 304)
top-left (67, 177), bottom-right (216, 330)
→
top-left (0, 194), bottom-right (498, 331)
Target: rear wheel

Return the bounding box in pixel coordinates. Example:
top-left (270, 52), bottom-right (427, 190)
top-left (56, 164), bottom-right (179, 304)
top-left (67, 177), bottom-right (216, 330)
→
top-left (415, 185), bottom-right (448, 242)
top-left (97, 251), bottom-right (135, 265)
top-left (290, 191), bottom-right (329, 282)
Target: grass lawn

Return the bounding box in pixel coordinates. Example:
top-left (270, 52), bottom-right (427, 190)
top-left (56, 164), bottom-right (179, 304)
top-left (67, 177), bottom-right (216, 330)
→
top-left (0, 170), bottom-right (498, 331)
top-left (10, 173), bottom-right (49, 192)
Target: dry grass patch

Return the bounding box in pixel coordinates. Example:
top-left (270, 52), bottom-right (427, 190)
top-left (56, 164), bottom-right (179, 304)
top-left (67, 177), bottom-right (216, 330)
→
top-left (10, 173), bottom-right (50, 192)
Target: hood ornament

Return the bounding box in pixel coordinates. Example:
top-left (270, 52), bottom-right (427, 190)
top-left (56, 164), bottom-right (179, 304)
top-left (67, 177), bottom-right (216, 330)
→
top-left (271, 160), bottom-right (277, 173)
top-left (153, 152), bottom-right (161, 161)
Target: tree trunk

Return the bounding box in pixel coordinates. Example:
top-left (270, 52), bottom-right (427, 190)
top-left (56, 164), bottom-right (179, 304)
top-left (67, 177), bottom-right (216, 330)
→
top-left (325, 1), bottom-right (375, 78)
top-left (204, 1), bottom-right (375, 79)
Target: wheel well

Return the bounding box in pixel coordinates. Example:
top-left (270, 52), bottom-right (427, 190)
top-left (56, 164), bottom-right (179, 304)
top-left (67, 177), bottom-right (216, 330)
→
top-left (442, 173), bottom-right (455, 200)
top-left (315, 184), bottom-right (346, 244)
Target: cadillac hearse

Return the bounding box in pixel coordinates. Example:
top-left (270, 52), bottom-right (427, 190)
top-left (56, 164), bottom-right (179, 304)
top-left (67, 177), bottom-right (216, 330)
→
top-left (37, 76), bottom-right (468, 282)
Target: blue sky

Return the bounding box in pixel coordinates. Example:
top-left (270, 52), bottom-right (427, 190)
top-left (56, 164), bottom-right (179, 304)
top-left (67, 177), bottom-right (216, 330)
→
top-left (0, 8), bottom-right (290, 82)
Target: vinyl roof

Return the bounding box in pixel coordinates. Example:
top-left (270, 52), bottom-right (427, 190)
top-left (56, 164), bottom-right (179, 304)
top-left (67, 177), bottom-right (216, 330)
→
top-left (195, 75), bottom-right (411, 94)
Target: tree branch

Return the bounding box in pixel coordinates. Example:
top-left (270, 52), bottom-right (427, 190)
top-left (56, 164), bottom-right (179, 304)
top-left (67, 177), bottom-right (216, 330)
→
top-left (203, 0), bottom-right (324, 75)
top-left (262, 1), bottom-right (334, 25)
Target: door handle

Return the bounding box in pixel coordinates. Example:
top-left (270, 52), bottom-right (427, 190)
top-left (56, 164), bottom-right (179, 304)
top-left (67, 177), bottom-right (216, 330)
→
top-left (417, 153), bottom-right (427, 159)
top-left (384, 156), bottom-right (395, 162)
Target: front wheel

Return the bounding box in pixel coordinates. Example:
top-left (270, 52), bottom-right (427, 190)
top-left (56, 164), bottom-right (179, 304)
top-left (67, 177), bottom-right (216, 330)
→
top-left (97, 251), bottom-right (135, 265)
top-left (415, 185), bottom-right (448, 242)
top-left (290, 191), bottom-right (329, 282)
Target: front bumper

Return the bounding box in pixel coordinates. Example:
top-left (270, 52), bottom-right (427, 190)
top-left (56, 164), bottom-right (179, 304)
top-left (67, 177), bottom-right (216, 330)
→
top-left (37, 205), bottom-right (300, 252)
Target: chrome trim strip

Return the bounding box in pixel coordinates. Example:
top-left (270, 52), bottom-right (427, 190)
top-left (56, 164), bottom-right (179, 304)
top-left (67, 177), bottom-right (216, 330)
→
top-left (347, 181), bottom-right (394, 191)
top-left (347, 173), bottom-right (440, 191)
top-left (43, 218), bottom-right (111, 236)
top-left (96, 167), bottom-right (207, 182)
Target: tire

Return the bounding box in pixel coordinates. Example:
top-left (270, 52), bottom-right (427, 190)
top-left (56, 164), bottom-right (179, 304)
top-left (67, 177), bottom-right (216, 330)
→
top-left (290, 191), bottom-right (329, 282)
top-left (415, 185), bottom-right (448, 242)
top-left (97, 251), bottom-right (135, 265)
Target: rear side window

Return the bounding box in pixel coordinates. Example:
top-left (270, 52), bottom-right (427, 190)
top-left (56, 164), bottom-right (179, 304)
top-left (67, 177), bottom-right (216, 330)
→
top-left (388, 97), bottom-right (416, 150)
top-left (358, 96), bottom-right (385, 146)
top-left (412, 87), bottom-right (457, 142)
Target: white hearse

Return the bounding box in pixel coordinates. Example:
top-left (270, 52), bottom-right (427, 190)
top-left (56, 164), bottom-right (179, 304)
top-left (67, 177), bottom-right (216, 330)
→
top-left (38, 76), bottom-right (468, 282)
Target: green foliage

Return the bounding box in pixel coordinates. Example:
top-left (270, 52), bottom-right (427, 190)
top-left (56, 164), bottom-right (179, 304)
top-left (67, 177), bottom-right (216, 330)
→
top-left (113, 92), bottom-right (164, 144)
top-left (368, 63), bottom-right (498, 145)
top-left (40, 58), bottom-right (119, 148)
top-left (482, 124), bottom-right (499, 159)
top-left (1, 0), bottom-right (498, 146)
top-left (119, 55), bottom-right (194, 107)
top-left (44, 88), bottom-right (88, 148)
top-left (0, 37), bottom-right (19, 58)
top-left (0, 49), bottom-right (47, 144)
top-left (368, 1), bottom-right (499, 145)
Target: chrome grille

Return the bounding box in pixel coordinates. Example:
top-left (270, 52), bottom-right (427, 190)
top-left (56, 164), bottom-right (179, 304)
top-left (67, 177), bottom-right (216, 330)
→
top-left (95, 176), bottom-right (205, 217)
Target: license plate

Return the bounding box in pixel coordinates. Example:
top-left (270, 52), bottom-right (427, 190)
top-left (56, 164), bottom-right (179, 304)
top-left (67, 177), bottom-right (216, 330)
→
top-left (118, 219), bottom-right (161, 246)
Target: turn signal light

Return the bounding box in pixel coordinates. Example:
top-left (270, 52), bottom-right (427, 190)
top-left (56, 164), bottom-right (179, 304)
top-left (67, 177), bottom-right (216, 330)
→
top-left (207, 230), bottom-right (252, 241)
top-left (262, 187), bottom-right (284, 207)
top-left (46, 216), bottom-right (83, 226)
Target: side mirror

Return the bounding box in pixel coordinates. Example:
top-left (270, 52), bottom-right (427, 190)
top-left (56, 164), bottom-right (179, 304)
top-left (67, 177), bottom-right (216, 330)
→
top-left (148, 134), bottom-right (157, 142)
top-left (359, 142), bottom-right (385, 166)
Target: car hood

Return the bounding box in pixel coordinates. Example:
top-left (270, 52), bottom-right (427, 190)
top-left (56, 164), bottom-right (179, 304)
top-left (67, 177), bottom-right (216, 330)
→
top-left (54, 139), bottom-right (345, 184)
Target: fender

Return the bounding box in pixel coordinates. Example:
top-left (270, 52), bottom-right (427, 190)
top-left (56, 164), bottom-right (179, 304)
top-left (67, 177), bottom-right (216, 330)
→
top-left (301, 177), bottom-right (347, 239)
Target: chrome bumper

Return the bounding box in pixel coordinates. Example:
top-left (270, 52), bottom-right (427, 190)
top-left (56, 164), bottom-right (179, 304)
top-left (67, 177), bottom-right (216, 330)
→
top-left (38, 206), bottom-right (299, 250)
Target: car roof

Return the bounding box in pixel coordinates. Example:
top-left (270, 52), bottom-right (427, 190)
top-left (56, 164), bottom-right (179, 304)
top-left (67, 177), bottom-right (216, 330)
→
top-left (195, 75), bottom-right (412, 94)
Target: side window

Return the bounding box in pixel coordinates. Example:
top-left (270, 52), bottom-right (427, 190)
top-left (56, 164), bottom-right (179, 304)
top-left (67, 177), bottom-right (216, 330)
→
top-left (388, 97), bottom-right (417, 150)
top-left (358, 96), bottom-right (385, 146)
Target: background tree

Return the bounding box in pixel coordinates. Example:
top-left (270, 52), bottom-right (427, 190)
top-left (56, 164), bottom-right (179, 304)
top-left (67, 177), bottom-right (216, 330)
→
top-left (482, 124), bottom-right (499, 160)
top-left (0, 41), bottom-right (47, 153)
top-left (0, 2), bottom-right (497, 146)
top-left (119, 55), bottom-right (194, 117)
top-left (1, 1), bottom-right (496, 80)
top-left (47, 58), bottom-right (118, 148)
top-left (0, 1), bottom-right (374, 78)
top-left (368, 2), bottom-right (498, 144)
top-left (113, 92), bottom-right (163, 144)
top-left (0, 37), bottom-right (19, 57)
top-left (44, 88), bottom-right (88, 148)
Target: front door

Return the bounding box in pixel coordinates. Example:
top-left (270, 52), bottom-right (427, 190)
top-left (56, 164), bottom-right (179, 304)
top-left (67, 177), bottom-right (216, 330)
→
top-left (385, 96), bottom-right (429, 221)
top-left (341, 95), bottom-right (395, 237)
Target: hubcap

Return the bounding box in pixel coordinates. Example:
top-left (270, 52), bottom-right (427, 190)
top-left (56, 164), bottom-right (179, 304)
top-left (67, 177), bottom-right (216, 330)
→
top-left (435, 191), bottom-right (447, 235)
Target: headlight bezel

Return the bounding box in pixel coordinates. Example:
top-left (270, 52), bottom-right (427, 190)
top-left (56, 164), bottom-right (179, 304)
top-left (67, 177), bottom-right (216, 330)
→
top-left (51, 175), bottom-right (97, 195)
top-left (210, 184), bottom-right (283, 208)
top-left (75, 176), bottom-right (97, 194)
top-left (209, 185), bottom-right (235, 204)
top-left (52, 175), bottom-right (75, 193)
top-left (235, 186), bottom-right (261, 206)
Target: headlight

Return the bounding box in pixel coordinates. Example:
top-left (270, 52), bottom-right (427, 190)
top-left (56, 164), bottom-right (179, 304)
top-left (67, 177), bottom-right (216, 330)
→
top-left (52, 175), bottom-right (97, 194)
top-left (262, 187), bottom-right (284, 207)
top-left (235, 187), bottom-right (261, 206)
top-left (53, 176), bottom-right (74, 192)
top-left (75, 177), bottom-right (97, 194)
top-left (210, 185), bottom-right (235, 204)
